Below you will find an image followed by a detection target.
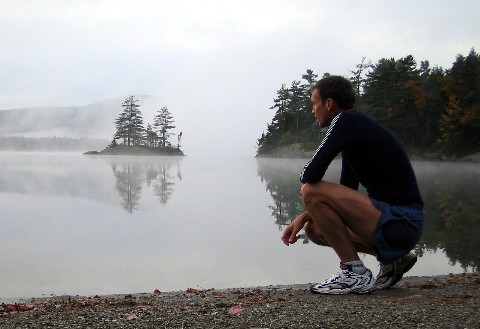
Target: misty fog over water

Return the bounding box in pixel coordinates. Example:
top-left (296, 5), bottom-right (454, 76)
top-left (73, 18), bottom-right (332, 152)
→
top-left (0, 152), bottom-right (478, 299)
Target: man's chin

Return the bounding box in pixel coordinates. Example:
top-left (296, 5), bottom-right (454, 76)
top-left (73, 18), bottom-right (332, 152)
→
top-left (319, 119), bottom-right (332, 128)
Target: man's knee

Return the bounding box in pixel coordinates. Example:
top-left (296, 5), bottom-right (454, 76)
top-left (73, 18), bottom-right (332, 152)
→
top-left (301, 182), bottom-right (329, 208)
top-left (300, 182), bottom-right (316, 198)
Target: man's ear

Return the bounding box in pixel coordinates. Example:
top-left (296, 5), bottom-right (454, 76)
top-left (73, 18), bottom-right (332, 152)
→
top-left (326, 98), bottom-right (334, 110)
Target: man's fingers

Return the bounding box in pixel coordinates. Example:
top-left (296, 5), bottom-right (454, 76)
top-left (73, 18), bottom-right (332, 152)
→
top-left (281, 229), bottom-right (293, 245)
top-left (289, 234), bottom-right (298, 244)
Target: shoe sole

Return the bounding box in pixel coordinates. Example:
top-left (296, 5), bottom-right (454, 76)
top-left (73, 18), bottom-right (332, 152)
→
top-left (310, 281), bottom-right (375, 295)
top-left (391, 254), bottom-right (417, 287)
top-left (310, 286), bottom-right (353, 295)
top-left (310, 285), bottom-right (374, 295)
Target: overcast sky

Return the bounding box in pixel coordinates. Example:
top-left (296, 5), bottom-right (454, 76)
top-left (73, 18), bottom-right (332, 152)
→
top-left (1, 1), bottom-right (478, 156)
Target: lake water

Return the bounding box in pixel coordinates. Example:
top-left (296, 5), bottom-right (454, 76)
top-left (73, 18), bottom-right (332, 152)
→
top-left (0, 152), bottom-right (478, 300)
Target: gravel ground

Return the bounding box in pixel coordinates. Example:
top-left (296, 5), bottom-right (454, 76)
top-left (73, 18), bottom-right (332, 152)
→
top-left (1, 273), bottom-right (479, 328)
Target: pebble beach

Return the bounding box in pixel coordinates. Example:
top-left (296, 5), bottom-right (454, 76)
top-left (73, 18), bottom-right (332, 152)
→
top-left (1, 273), bottom-right (479, 328)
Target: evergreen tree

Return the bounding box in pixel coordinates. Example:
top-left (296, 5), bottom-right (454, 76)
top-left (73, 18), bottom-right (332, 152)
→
top-left (438, 49), bottom-right (480, 155)
top-left (153, 106), bottom-right (176, 147)
top-left (257, 49), bottom-right (480, 158)
top-left (301, 69), bottom-right (318, 85)
top-left (270, 84), bottom-right (291, 129)
top-left (114, 111), bottom-right (128, 145)
top-left (258, 71), bottom-right (319, 153)
top-left (145, 123), bottom-right (158, 147)
top-left (349, 57), bottom-right (372, 109)
top-left (288, 80), bottom-right (307, 139)
top-left (446, 49), bottom-right (480, 109)
top-left (261, 84), bottom-right (298, 150)
top-left (362, 55), bottom-right (423, 151)
top-left (437, 95), bottom-right (465, 155)
top-left (418, 61), bottom-right (446, 148)
top-left (114, 96), bottom-right (145, 146)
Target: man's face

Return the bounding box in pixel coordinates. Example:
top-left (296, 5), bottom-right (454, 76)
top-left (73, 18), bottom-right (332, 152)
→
top-left (311, 88), bottom-right (331, 128)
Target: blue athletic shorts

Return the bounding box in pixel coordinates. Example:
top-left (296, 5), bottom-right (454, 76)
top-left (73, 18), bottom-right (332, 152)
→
top-left (369, 197), bottom-right (424, 264)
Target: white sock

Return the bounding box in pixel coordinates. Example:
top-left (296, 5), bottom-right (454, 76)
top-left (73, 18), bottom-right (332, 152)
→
top-left (343, 260), bottom-right (367, 274)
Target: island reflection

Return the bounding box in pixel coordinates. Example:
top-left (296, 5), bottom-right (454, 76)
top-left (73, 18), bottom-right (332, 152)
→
top-left (107, 156), bottom-right (183, 213)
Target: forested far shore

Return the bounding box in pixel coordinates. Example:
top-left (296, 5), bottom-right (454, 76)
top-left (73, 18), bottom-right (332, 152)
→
top-left (257, 49), bottom-right (480, 159)
top-left (0, 136), bottom-right (109, 152)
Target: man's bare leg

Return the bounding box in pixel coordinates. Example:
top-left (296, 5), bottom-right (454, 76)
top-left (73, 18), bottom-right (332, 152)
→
top-left (298, 181), bottom-right (381, 294)
top-left (304, 221), bottom-right (377, 256)
top-left (301, 181), bottom-right (381, 262)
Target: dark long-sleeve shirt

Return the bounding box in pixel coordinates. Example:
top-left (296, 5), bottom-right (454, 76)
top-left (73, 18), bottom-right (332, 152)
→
top-left (300, 110), bottom-right (423, 207)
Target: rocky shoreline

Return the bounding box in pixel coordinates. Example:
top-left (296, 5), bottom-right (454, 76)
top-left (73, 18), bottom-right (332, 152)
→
top-left (1, 273), bottom-right (479, 328)
top-left (84, 145), bottom-right (185, 156)
top-left (256, 143), bottom-right (480, 162)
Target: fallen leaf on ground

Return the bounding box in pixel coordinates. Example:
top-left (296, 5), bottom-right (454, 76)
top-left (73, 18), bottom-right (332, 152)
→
top-left (3, 305), bottom-right (18, 313)
top-left (2, 304), bottom-right (35, 313)
top-left (16, 304), bottom-right (35, 311)
top-left (228, 306), bottom-right (245, 315)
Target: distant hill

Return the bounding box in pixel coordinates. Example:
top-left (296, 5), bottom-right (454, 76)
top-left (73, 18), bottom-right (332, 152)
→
top-left (0, 95), bottom-right (154, 139)
top-left (0, 136), bottom-right (110, 152)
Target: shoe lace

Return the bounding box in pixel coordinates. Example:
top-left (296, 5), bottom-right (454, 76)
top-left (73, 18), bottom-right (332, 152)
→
top-left (324, 263), bottom-right (354, 282)
top-left (324, 270), bottom-right (344, 283)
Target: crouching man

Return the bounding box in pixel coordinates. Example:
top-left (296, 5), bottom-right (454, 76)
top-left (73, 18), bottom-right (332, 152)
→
top-left (281, 75), bottom-right (424, 294)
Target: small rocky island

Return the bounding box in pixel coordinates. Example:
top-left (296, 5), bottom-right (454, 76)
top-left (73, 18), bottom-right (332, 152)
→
top-left (85, 96), bottom-right (184, 156)
top-left (85, 145), bottom-right (184, 156)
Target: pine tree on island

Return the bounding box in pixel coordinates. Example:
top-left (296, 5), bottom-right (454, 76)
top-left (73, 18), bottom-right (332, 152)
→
top-left (108, 96), bottom-right (183, 155)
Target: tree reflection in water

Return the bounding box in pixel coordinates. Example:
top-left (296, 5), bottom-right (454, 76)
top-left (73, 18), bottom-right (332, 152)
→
top-left (414, 161), bottom-right (480, 272)
top-left (257, 158), bottom-right (316, 245)
top-left (110, 156), bottom-right (183, 213)
top-left (257, 158), bottom-right (480, 271)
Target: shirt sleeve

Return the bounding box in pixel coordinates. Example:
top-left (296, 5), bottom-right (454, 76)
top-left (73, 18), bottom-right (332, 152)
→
top-left (300, 113), bottom-right (350, 184)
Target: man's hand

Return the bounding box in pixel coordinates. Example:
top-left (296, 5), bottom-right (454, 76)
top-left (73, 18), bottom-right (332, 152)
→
top-left (281, 212), bottom-right (310, 246)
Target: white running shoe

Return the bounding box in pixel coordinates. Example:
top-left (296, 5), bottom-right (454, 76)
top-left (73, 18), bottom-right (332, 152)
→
top-left (310, 263), bottom-right (375, 295)
top-left (375, 252), bottom-right (417, 290)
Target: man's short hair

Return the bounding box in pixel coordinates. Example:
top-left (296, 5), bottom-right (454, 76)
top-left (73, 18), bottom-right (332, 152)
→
top-left (312, 76), bottom-right (355, 110)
